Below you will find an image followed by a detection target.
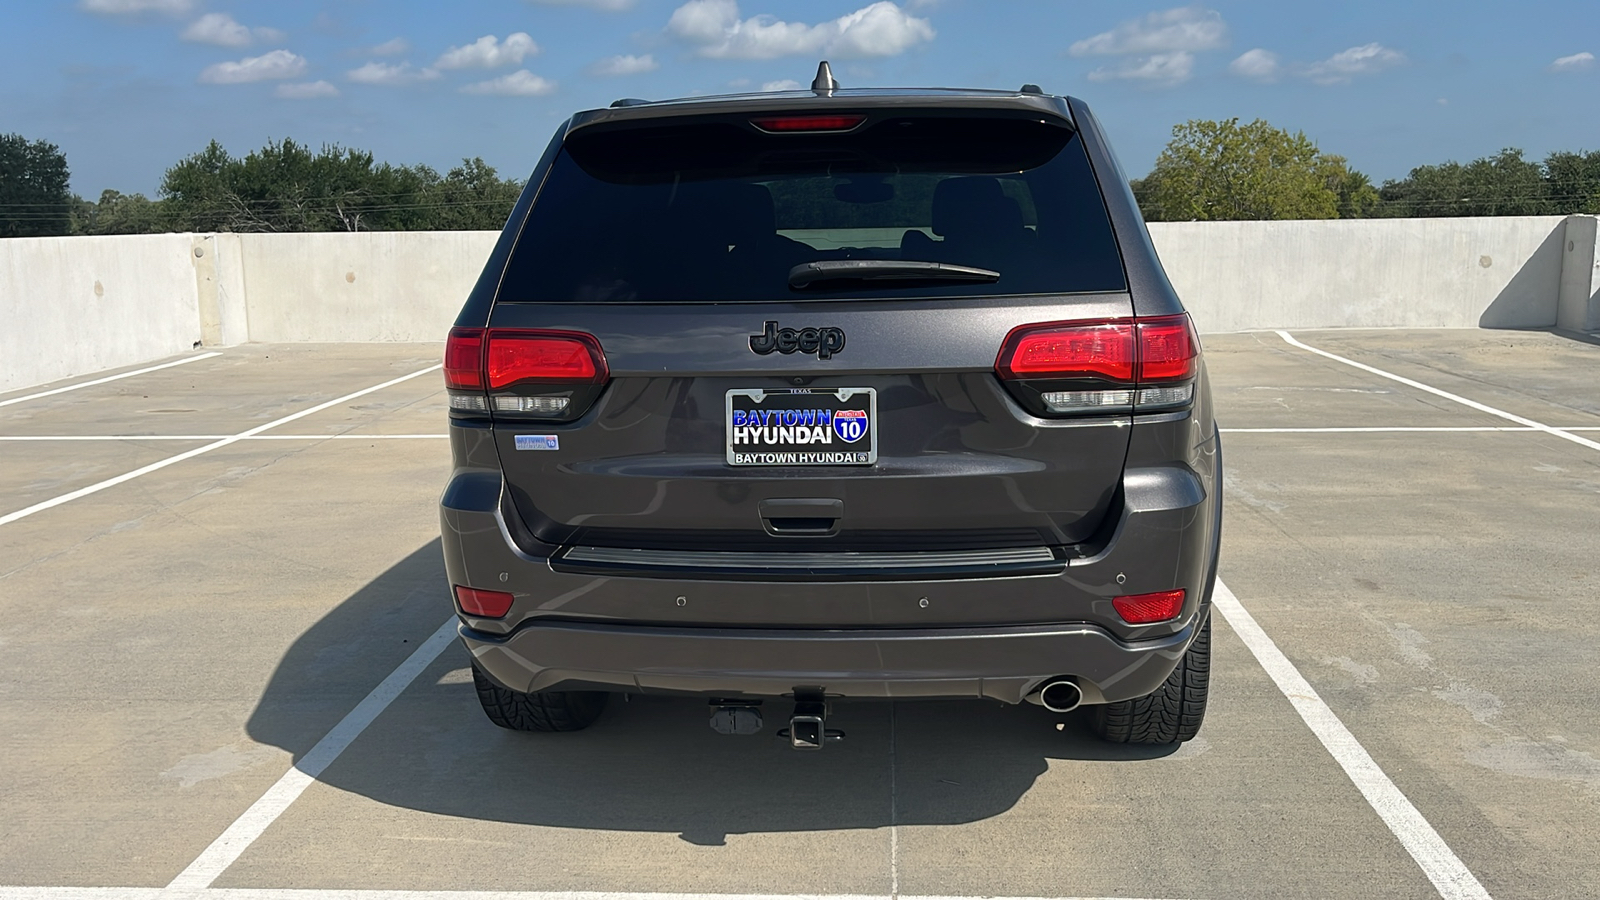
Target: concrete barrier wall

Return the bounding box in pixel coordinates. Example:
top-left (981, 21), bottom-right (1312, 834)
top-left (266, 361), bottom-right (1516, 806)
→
top-left (1148, 216), bottom-right (1571, 333)
top-left (238, 231), bottom-right (499, 343)
top-left (0, 234), bottom-right (205, 393)
top-left (2, 216), bottom-right (1597, 394)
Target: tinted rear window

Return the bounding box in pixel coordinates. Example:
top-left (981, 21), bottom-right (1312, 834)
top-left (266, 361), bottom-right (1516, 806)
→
top-left (500, 114), bottom-right (1126, 302)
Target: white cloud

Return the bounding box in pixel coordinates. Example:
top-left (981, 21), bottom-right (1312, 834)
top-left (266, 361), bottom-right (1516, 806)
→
top-left (346, 61), bottom-right (441, 86)
top-left (590, 53), bottom-right (659, 76)
top-left (1070, 6), bottom-right (1226, 57)
top-left (1303, 43), bottom-right (1405, 84)
top-left (461, 70), bottom-right (557, 96)
top-left (181, 13), bottom-right (282, 48)
top-left (1228, 48), bottom-right (1280, 82)
top-left (667, 0), bottom-right (934, 60)
top-left (81, 0), bottom-right (195, 15)
top-left (275, 80), bottom-right (339, 99)
top-left (669, 0), bottom-right (735, 44)
top-left (199, 49), bottom-right (307, 84)
top-left (1549, 51), bottom-right (1595, 73)
top-left (435, 33), bottom-right (539, 70)
top-left (761, 79), bottom-right (802, 91)
top-left (367, 38), bottom-right (411, 57)
top-left (1087, 51), bottom-right (1194, 86)
top-left (529, 0), bottom-right (634, 9)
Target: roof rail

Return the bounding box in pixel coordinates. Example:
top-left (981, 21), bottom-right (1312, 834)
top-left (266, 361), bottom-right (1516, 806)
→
top-left (609, 98), bottom-right (650, 108)
top-left (1020, 83), bottom-right (1043, 94)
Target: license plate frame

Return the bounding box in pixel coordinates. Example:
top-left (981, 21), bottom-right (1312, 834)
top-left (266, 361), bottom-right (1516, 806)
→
top-left (725, 387), bottom-right (877, 467)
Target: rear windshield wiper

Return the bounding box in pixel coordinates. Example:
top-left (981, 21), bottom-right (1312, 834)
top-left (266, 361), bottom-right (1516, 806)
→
top-left (788, 260), bottom-right (1000, 290)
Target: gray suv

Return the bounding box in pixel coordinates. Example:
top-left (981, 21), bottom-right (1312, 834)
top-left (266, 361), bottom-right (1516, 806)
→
top-left (440, 64), bottom-right (1221, 747)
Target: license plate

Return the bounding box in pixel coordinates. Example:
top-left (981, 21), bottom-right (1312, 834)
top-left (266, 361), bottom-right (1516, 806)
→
top-left (725, 388), bottom-right (877, 466)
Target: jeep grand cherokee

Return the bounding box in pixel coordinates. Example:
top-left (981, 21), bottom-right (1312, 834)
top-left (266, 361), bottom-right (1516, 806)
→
top-left (439, 64), bottom-right (1221, 747)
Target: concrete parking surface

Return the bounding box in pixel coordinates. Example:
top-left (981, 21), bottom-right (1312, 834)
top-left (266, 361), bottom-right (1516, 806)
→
top-left (1, 328), bottom-right (1597, 900)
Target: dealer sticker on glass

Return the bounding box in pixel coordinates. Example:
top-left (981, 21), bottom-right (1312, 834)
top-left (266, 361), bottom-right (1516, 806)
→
top-left (725, 387), bottom-right (877, 466)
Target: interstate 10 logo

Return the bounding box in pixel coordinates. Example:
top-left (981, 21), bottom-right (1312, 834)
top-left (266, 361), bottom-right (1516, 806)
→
top-left (832, 408), bottom-right (868, 443)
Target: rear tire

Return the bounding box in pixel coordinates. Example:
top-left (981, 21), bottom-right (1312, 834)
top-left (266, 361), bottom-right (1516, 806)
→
top-left (1091, 613), bottom-right (1211, 744)
top-left (472, 664), bottom-right (608, 732)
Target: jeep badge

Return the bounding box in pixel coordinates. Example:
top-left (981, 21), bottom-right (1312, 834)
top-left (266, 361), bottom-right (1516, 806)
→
top-left (749, 321), bottom-right (846, 360)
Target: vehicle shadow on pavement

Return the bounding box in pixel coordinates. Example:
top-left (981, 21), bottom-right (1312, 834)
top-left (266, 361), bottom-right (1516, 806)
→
top-left (247, 541), bottom-right (1179, 845)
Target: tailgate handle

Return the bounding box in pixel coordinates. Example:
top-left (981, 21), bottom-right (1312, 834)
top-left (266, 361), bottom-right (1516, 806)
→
top-left (759, 498), bottom-right (843, 536)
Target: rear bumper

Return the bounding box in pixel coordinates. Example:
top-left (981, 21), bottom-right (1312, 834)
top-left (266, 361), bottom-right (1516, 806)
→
top-left (461, 616), bottom-right (1200, 704)
top-left (440, 424), bottom-right (1220, 704)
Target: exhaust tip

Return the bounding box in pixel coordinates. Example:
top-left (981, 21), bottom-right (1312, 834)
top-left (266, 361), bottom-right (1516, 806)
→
top-left (1037, 679), bottom-right (1083, 714)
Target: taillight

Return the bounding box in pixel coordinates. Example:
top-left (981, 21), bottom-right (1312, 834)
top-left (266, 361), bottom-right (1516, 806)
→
top-left (1112, 589), bottom-right (1185, 625)
top-left (444, 327), bottom-right (485, 390)
top-left (445, 327), bottom-right (487, 412)
top-left (1135, 315), bottom-right (1197, 382)
top-left (444, 327), bottom-right (609, 419)
top-left (995, 314), bottom-right (1198, 415)
top-left (997, 322), bottom-right (1135, 381)
top-left (751, 115), bottom-right (865, 133)
top-left (455, 585), bottom-right (514, 618)
top-left (486, 331), bottom-right (606, 388)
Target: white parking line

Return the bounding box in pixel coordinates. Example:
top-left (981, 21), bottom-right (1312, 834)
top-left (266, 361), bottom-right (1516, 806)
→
top-left (1210, 580), bottom-right (1490, 900)
top-left (165, 617), bottom-right (461, 891)
top-left (0, 434), bottom-right (450, 441)
top-left (1222, 426), bottom-right (1533, 433)
top-left (0, 365), bottom-right (442, 528)
top-left (0, 352), bottom-right (221, 408)
top-left (1222, 426), bottom-right (1600, 433)
top-left (0, 887), bottom-right (1189, 899)
top-left (1277, 331), bottom-right (1600, 453)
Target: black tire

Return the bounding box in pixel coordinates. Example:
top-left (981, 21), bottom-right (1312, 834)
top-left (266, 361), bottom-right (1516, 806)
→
top-left (471, 664), bottom-right (609, 732)
top-left (1091, 613), bottom-right (1211, 744)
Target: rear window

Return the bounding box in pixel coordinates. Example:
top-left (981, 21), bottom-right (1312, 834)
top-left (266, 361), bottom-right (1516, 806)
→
top-left (499, 114), bottom-right (1126, 302)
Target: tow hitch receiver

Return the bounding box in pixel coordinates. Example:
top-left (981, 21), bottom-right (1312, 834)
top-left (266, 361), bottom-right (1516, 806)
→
top-left (777, 691), bottom-right (844, 750)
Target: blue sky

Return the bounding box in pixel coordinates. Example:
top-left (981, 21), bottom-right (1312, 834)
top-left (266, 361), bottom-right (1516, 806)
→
top-left (3, 0), bottom-right (1596, 197)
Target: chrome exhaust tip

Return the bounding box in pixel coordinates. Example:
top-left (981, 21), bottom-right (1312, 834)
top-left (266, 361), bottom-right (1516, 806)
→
top-left (1035, 679), bottom-right (1083, 714)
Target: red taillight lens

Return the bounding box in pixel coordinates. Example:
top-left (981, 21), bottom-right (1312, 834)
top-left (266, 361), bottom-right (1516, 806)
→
top-left (454, 585), bottom-right (514, 618)
top-left (1112, 589), bottom-right (1185, 624)
top-left (997, 322), bottom-right (1137, 381)
top-left (444, 327), bottom-right (485, 390)
top-left (996, 315), bottom-right (1198, 385)
top-left (1136, 315), bottom-right (1197, 382)
top-left (485, 331), bottom-right (608, 390)
top-left (751, 115), bottom-right (866, 132)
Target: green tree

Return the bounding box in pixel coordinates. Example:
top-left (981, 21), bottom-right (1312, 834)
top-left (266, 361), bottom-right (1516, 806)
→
top-left (0, 133), bottom-right (73, 237)
top-left (161, 138), bottom-right (443, 232)
top-left (1543, 149), bottom-right (1600, 214)
top-left (1376, 148), bottom-right (1550, 217)
top-left (1320, 156), bottom-right (1381, 218)
top-left (73, 189), bottom-right (171, 235)
top-left (157, 140), bottom-right (523, 232)
top-left (157, 139), bottom-right (238, 231)
top-left (423, 157), bottom-right (525, 230)
top-left (1137, 118), bottom-right (1357, 221)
